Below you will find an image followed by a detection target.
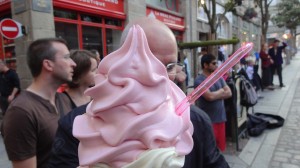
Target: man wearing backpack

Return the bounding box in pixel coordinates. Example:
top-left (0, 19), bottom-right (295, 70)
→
top-left (194, 54), bottom-right (232, 151)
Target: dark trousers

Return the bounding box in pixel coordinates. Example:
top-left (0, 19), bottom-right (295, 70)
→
top-left (271, 65), bottom-right (283, 86)
top-left (0, 96), bottom-right (9, 115)
top-left (262, 67), bottom-right (272, 87)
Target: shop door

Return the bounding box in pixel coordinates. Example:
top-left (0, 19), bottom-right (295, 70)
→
top-left (82, 26), bottom-right (103, 59)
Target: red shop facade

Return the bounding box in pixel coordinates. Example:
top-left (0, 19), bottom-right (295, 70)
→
top-left (0, 0), bottom-right (186, 68)
top-left (0, 0), bottom-right (15, 69)
top-left (53, 0), bottom-right (126, 60)
top-left (146, 7), bottom-right (184, 42)
top-left (0, 0), bottom-right (126, 64)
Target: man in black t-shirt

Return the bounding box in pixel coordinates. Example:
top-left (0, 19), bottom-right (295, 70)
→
top-left (0, 60), bottom-right (20, 114)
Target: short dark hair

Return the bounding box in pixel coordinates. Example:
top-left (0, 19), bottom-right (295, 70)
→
top-left (201, 47), bottom-right (208, 52)
top-left (67, 50), bottom-right (97, 89)
top-left (27, 38), bottom-right (67, 77)
top-left (274, 39), bottom-right (280, 43)
top-left (201, 53), bottom-right (217, 69)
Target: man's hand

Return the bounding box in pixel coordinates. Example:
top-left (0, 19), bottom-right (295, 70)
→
top-left (8, 95), bottom-right (15, 102)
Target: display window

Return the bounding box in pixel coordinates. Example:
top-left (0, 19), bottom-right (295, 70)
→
top-left (53, 0), bottom-right (125, 59)
top-left (54, 8), bottom-right (124, 59)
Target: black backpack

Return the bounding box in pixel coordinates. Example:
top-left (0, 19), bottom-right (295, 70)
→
top-left (239, 76), bottom-right (258, 107)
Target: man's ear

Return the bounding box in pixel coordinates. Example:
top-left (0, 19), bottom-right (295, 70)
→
top-left (43, 59), bottom-right (54, 72)
top-left (203, 62), bottom-right (209, 69)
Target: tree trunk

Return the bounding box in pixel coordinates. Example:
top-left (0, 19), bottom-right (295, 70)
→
top-left (208, 32), bottom-right (218, 56)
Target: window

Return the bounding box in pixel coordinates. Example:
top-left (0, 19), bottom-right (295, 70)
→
top-left (82, 26), bottom-right (103, 59)
top-left (54, 9), bottom-right (77, 20)
top-left (55, 22), bottom-right (79, 50)
top-left (81, 14), bottom-right (102, 23)
top-left (105, 18), bottom-right (122, 27)
top-left (106, 29), bottom-right (122, 54)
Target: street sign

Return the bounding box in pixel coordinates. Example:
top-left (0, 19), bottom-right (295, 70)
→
top-left (0, 19), bottom-right (23, 39)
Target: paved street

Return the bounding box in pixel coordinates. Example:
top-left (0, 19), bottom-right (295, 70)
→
top-left (0, 132), bottom-right (10, 168)
top-left (225, 53), bottom-right (300, 168)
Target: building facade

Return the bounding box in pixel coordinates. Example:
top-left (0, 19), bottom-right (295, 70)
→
top-left (0, 0), bottom-right (262, 88)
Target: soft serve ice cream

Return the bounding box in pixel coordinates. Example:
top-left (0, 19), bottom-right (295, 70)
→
top-left (73, 25), bottom-right (193, 168)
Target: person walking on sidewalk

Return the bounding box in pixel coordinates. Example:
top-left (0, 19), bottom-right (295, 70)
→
top-left (0, 60), bottom-right (20, 115)
top-left (260, 43), bottom-right (275, 90)
top-left (268, 39), bottom-right (287, 87)
top-left (2, 38), bottom-right (76, 168)
top-left (194, 54), bottom-right (232, 152)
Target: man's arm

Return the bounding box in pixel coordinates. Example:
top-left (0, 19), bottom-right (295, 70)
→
top-left (281, 42), bottom-right (287, 49)
top-left (222, 85), bottom-right (232, 99)
top-left (8, 71), bottom-right (20, 102)
top-left (12, 156), bottom-right (36, 168)
top-left (2, 106), bottom-right (37, 168)
top-left (8, 87), bottom-right (19, 102)
top-left (202, 89), bottom-right (225, 101)
top-left (202, 85), bottom-right (231, 101)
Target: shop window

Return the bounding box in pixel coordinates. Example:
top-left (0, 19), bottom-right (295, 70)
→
top-left (105, 18), bottom-right (122, 27)
top-left (81, 14), bottom-right (102, 23)
top-left (55, 22), bottom-right (79, 50)
top-left (106, 29), bottom-right (122, 54)
top-left (82, 26), bottom-right (103, 58)
top-left (54, 9), bottom-right (77, 20)
top-left (172, 30), bottom-right (183, 42)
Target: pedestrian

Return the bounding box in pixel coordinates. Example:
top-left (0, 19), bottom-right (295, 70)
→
top-left (197, 47), bottom-right (208, 74)
top-left (260, 43), bottom-right (275, 90)
top-left (90, 49), bottom-right (101, 64)
top-left (62, 50), bottom-right (98, 108)
top-left (194, 53), bottom-right (232, 152)
top-left (48, 18), bottom-right (229, 168)
top-left (2, 38), bottom-right (76, 168)
top-left (48, 50), bottom-right (98, 167)
top-left (0, 60), bottom-right (20, 115)
top-left (268, 39), bottom-right (287, 87)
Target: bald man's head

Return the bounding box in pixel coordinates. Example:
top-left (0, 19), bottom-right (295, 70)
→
top-left (121, 18), bottom-right (178, 68)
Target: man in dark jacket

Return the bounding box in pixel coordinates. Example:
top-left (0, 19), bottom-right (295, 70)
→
top-left (0, 60), bottom-right (20, 114)
top-left (183, 105), bottom-right (229, 168)
top-left (268, 39), bottom-right (287, 87)
top-left (48, 104), bottom-right (87, 167)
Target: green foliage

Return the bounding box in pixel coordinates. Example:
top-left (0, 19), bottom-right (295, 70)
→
top-left (271, 0), bottom-right (300, 29)
top-left (178, 38), bottom-right (240, 49)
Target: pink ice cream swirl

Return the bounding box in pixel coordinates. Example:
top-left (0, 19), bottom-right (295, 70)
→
top-left (73, 25), bottom-right (193, 167)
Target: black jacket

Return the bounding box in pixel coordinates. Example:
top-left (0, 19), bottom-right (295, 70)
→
top-left (48, 104), bottom-right (87, 168)
top-left (183, 105), bottom-right (230, 168)
top-left (48, 104), bottom-right (229, 168)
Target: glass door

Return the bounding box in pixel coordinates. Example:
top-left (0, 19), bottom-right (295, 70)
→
top-left (82, 26), bottom-right (103, 59)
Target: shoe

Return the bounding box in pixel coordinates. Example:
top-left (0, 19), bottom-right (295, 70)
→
top-left (266, 85), bottom-right (275, 90)
top-left (258, 96), bottom-right (264, 99)
top-left (280, 84), bottom-right (285, 87)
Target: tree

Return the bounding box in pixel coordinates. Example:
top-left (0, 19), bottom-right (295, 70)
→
top-left (271, 0), bottom-right (300, 59)
top-left (198, 0), bottom-right (239, 54)
top-left (271, 0), bottom-right (300, 36)
top-left (254, 0), bottom-right (273, 44)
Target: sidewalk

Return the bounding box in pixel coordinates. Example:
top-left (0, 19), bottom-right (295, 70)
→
top-left (224, 53), bottom-right (300, 168)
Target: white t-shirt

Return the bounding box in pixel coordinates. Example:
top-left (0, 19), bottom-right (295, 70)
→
top-left (246, 66), bottom-right (254, 80)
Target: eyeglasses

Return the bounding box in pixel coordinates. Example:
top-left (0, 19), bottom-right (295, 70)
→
top-left (166, 62), bottom-right (185, 75)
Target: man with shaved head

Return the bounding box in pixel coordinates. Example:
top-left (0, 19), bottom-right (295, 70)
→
top-left (49, 18), bottom-right (229, 168)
